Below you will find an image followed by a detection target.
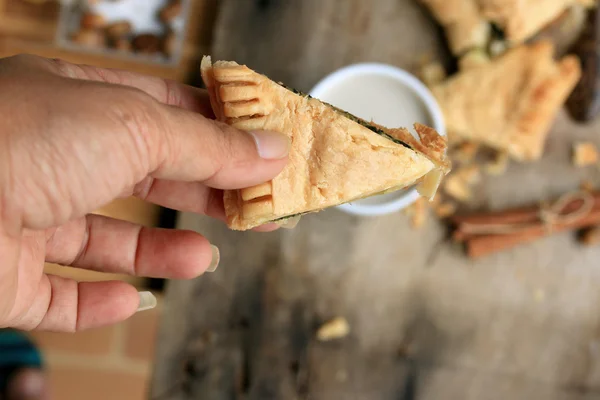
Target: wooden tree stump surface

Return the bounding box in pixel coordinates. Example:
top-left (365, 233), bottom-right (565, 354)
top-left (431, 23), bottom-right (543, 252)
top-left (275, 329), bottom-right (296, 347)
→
top-left (151, 1), bottom-right (600, 399)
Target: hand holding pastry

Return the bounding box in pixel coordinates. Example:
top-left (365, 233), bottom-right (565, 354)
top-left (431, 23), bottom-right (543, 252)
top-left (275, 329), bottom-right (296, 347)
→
top-left (0, 54), bottom-right (289, 332)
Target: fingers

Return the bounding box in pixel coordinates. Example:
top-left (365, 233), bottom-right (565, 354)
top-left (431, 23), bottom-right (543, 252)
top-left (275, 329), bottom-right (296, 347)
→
top-left (41, 56), bottom-right (215, 117)
top-left (131, 179), bottom-right (281, 232)
top-left (0, 229), bottom-right (20, 322)
top-left (132, 178), bottom-right (225, 220)
top-left (151, 106), bottom-right (290, 188)
top-left (45, 214), bottom-right (218, 279)
top-left (3, 54), bottom-right (289, 231)
top-left (13, 275), bottom-right (141, 332)
top-left (44, 57), bottom-right (292, 189)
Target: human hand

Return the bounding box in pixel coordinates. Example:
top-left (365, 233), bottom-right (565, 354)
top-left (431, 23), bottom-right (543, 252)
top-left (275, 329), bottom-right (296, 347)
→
top-left (0, 55), bottom-right (290, 332)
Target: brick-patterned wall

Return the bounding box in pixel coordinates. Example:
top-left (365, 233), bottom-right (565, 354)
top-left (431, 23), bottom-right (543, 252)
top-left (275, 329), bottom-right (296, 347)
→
top-left (28, 295), bottom-right (162, 400)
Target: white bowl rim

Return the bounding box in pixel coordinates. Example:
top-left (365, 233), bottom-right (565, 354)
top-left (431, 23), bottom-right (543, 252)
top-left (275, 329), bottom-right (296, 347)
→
top-left (308, 62), bottom-right (446, 217)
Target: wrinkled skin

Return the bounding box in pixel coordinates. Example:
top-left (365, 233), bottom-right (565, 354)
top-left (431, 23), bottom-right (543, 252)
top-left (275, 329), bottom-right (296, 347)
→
top-left (0, 54), bottom-right (289, 333)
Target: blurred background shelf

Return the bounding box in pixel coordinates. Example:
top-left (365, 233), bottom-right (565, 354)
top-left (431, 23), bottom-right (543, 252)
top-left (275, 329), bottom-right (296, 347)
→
top-left (0, 0), bottom-right (217, 82)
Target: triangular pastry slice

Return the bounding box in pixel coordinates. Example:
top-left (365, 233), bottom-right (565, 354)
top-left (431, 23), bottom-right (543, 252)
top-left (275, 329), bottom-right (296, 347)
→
top-left (201, 56), bottom-right (451, 231)
top-left (430, 40), bottom-right (581, 161)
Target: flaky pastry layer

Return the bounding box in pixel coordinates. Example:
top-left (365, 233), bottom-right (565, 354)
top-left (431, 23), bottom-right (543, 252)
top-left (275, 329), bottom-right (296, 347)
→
top-left (201, 56), bottom-right (450, 230)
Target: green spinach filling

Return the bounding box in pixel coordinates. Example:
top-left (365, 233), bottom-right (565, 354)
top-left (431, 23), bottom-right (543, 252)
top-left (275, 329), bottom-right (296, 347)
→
top-left (271, 213), bottom-right (302, 223)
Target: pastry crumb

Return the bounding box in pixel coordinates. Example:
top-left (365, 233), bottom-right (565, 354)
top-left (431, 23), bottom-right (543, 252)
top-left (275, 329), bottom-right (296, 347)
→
top-left (443, 166), bottom-right (480, 202)
top-left (317, 317), bottom-right (350, 341)
top-left (421, 62), bottom-right (446, 86)
top-left (573, 142), bottom-right (599, 166)
top-left (444, 174), bottom-right (472, 202)
top-left (434, 202), bottom-right (457, 218)
top-left (484, 151), bottom-right (509, 175)
top-left (453, 141), bottom-right (480, 164)
top-left (461, 165), bottom-right (482, 184)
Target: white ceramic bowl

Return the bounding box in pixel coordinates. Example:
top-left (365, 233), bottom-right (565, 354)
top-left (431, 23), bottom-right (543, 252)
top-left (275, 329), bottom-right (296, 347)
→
top-left (309, 63), bottom-right (446, 217)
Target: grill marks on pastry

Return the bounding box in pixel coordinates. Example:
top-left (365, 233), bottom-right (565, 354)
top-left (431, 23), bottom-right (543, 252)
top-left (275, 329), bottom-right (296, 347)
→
top-left (228, 115), bottom-right (269, 130)
top-left (239, 179), bottom-right (274, 221)
top-left (223, 99), bottom-right (266, 118)
top-left (218, 80), bottom-right (272, 119)
top-left (242, 196), bottom-right (274, 220)
top-left (211, 68), bottom-right (278, 221)
top-left (219, 83), bottom-right (260, 102)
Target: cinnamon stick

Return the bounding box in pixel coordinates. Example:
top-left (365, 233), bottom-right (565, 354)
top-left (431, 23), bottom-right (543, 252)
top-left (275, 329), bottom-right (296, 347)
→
top-left (452, 191), bottom-right (600, 242)
top-left (465, 208), bottom-right (600, 258)
top-left (451, 191), bottom-right (600, 225)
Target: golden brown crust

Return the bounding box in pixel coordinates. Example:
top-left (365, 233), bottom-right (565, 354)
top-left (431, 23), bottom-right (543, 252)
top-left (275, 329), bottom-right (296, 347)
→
top-left (201, 56), bottom-right (450, 230)
top-left (430, 40), bottom-right (581, 161)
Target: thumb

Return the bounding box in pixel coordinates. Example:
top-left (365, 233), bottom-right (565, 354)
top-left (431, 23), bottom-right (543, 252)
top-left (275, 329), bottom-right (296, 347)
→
top-left (151, 103), bottom-right (291, 189)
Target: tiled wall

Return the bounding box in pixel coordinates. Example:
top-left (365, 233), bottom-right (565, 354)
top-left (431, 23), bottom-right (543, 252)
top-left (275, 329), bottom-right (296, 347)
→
top-left (27, 197), bottom-right (163, 400)
top-left (28, 296), bottom-right (162, 400)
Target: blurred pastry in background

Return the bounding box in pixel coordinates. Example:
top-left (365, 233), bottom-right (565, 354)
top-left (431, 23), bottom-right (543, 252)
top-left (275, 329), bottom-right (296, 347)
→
top-left (572, 141), bottom-right (599, 166)
top-left (419, 0), bottom-right (596, 57)
top-left (429, 40), bottom-right (581, 161)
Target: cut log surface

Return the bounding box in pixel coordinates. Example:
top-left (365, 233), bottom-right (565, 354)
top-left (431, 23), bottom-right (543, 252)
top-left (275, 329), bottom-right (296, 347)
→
top-left (151, 1), bottom-right (600, 399)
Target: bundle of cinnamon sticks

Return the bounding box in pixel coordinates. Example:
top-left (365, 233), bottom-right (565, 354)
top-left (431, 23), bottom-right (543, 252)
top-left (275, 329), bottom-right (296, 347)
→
top-left (450, 191), bottom-right (600, 259)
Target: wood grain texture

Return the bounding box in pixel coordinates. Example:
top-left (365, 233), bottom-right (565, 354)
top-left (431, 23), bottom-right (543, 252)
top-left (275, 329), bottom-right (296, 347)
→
top-left (151, 0), bottom-right (600, 399)
top-left (209, 0), bottom-right (450, 92)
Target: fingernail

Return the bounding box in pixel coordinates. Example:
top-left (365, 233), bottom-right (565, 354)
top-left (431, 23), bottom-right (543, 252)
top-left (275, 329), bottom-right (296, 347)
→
top-left (206, 245), bottom-right (220, 272)
top-left (249, 130), bottom-right (291, 159)
top-left (137, 291), bottom-right (157, 312)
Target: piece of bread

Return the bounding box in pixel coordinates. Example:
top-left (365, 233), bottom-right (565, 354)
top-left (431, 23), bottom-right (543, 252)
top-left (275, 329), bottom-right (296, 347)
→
top-left (200, 56), bottom-right (451, 230)
top-left (419, 0), bottom-right (595, 56)
top-left (430, 40), bottom-right (581, 161)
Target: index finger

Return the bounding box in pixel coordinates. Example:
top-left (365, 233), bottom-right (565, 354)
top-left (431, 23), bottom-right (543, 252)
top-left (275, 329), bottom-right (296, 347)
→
top-left (46, 56), bottom-right (214, 117)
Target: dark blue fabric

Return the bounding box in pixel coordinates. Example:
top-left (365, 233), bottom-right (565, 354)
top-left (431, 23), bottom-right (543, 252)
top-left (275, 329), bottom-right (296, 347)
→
top-left (0, 329), bottom-right (43, 394)
top-left (0, 330), bottom-right (42, 368)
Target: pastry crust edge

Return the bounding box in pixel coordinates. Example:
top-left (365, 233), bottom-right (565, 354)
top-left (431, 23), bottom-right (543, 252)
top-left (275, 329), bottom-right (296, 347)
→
top-left (201, 56), bottom-right (452, 229)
